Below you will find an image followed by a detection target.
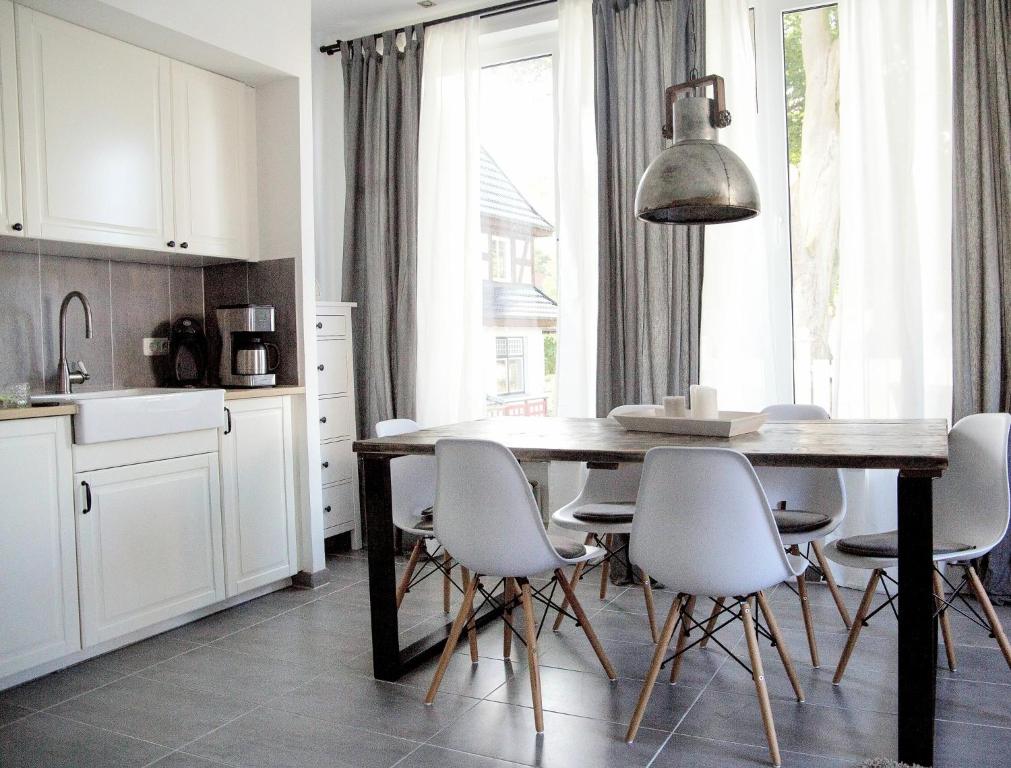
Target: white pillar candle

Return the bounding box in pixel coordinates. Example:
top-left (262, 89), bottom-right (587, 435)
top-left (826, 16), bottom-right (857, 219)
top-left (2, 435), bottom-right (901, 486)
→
top-left (663, 396), bottom-right (687, 417)
top-left (690, 385), bottom-right (719, 419)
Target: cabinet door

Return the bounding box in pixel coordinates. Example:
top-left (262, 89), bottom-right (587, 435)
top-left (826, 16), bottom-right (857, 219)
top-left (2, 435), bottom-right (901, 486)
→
top-left (76, 453), bottom-right (224, 646)
top-left (0, 417), bottom-right (79, 678)
top-left (0, 1), bottom-right (23, 237)
top-left (170, 60), bottom-right (254, 259)
top-left (219, 397), bottom-right (296, 596)
top-left (16, 8), bottom-right (173, 249)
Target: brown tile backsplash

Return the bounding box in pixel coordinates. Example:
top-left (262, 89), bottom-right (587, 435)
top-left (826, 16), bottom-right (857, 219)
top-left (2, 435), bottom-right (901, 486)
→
top-left (0, 244), bottom-right (299, 393)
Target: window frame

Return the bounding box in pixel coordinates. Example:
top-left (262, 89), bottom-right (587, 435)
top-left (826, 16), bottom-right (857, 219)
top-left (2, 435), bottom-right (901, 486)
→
top-left (495, 335), bottom-right (526, 395)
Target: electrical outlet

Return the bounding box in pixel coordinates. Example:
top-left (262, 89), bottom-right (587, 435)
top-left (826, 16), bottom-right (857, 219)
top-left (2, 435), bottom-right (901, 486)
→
top-left (143, 337), bottom-right (169, 356)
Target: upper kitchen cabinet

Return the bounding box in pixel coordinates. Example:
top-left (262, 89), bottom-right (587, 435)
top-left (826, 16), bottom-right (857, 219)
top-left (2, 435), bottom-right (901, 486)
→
top-left (0, 1), bottom-right (24, 237)
top-left (16, 8), bottom-right (173, 250)
top-left (170, 60), bottom-right (256, 260)
top-left (15, 7), bottom-right (257, 260)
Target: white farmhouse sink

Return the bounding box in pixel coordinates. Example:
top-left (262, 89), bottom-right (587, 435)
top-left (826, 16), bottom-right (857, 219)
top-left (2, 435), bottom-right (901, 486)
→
top-left (33, 388), bottom-right (225, 444)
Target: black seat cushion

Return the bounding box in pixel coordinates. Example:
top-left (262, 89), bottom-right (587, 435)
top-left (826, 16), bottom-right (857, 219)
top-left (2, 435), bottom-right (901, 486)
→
top-left (836, 531), bottom-right (972, 559)
top-left (549, 535), bottom-right (588, 559)
top-left (773, 508), bottom-right (832, 534)
top-left (572, 504), bottom-right (635, 525)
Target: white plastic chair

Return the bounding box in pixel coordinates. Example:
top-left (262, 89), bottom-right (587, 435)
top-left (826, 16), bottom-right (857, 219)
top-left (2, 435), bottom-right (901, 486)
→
top-left (376, 419), bottom-right (460, 613)
top-left (826, 413), bottom-right (1011, 682)
top-left (550, 404), bottom-right (657, 641)
top-left (424, 438), bottom-right (617, 733)
top-left (625, 447), bottom-right (806, 767)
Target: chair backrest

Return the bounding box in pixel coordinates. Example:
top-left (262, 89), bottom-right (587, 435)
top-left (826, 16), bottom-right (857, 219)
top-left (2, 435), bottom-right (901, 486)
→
top-left (933, 413), bottom-right (1011, 555)
top-left (434, 438), bottom-right (563, 578)
top-left (755, 403), bottom-right (846, 530)
top-left (631, 447), bottom-right (796, 597)
top-left (375, 418), bottom-right (436, 531)
top-left (569, 403), bottom-right (654, 504)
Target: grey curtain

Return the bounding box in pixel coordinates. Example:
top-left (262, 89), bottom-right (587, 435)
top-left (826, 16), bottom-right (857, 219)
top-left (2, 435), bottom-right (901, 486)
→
top-left (951, 0), bottom-right (1011, 601)
top-left (593, 0), bottom-right (705, 417)
top-left (340, 27), bottom-right (423, 435)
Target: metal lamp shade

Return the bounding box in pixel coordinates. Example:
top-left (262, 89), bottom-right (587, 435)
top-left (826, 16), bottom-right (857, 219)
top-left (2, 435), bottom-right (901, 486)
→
top-left (635, 93), bottom-right (760, 225)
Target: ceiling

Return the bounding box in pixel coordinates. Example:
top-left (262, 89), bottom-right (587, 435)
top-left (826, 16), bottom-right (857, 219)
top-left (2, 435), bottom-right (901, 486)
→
top-left (313, 0), bottom-right (500, 44)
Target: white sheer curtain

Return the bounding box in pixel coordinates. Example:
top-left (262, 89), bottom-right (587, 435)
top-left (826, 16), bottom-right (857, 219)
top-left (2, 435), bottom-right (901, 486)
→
top-left (831, 0), bottom-right (953, 585)
top-left (554, 0), bottom-right (598, 419)
top-left (700, 0), bottom-right (794, 412)
top-left (416, 19), bottom-right (485, 426)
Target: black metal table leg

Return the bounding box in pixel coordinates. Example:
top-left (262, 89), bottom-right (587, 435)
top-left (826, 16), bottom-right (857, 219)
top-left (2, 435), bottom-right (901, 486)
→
top-left (897, 472), bottom-right (937, 766)
top-left (361, 454), bottom-right (401, 681)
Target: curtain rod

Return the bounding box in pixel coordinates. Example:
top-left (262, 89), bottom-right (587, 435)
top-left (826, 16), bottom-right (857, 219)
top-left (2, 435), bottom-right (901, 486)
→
top-left (319, 0), bottom-right (558, 55)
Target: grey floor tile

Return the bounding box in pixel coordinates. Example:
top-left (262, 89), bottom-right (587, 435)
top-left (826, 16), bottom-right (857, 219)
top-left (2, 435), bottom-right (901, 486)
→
top-left (651, 733), bottom-right (853, 767)
top-left (935, 677), bottom-right (1011, 729)
top-left (90, 634), bottom-right (202, 674)
top-left (139, 645), bottom-right (319, 704)
top-left (164, 603), bottom-right (282, 645)
top-left (148, 751), bottom-right (236, 767)
top-left (49, 675), bottom-right (253, 749)
top-left (485, 664), bottom-right (703, 731)
top-left (0, 711), bottom-right (169, 768)
top-left (270, 666), bottom-right (479, 742)
top-left (394, 648), bottom-right (518, 699)
top-left (186, 706), bottom-right (419, 768)
top-left (0, 659), bottom-right (125, 710)
top-left (429, 699), bottom-right (670, 767)
top-left (561, 608), bottom-right (662, 646)
top-left (937, 641), bottom-right (1011, 683)
top-left (675, 690), bottom-right (896, 762)
top-left (0, 701), bottom-right (33, 728)
top-left (393, 744), bottom-right (528, 768)
top-left (934, 718), bottom-right (1011, 768)
top-left (211, 611), bottom-right (367, 666)
top-left (287, 595), bottom-right (430, 638)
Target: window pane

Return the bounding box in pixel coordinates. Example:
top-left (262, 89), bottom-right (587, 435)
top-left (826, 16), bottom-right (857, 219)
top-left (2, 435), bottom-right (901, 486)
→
top-left (783, 5), bottom-right (840, 412)
top-left (495, 359), bottom-right (509, 394)
top-left (508, 357), bottom-right (525, 394)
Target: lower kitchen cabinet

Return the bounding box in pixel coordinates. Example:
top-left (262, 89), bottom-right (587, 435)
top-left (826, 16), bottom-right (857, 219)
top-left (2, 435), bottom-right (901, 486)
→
top-left (219, 396), bottom-right (297, 596)
top-left (0, 417), bottom-right (79, 678)
top-left (75, 452), bottom-right (225, 646)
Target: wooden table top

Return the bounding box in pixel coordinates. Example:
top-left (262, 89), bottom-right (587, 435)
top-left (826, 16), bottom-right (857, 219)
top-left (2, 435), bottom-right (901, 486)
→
top-left (353, 416), bottom-right (949, 473)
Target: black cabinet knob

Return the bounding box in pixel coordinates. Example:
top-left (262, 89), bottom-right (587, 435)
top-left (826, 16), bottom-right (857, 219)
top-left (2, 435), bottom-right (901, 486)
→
top-left (322, 461), bottom-right (329, 468)
top-left (316, 322), bottom-right (323, 329)
top-left (320, 416), bottom-right (327, 424)
top-left (167, 240), bottom-right (176, 248)
top-left (324, 505), bottom-right (332, 513)
top-left (179, 242), bottom-right (188, 249)
top-left (11, 222), bottom-right (23, 232)
top-left (317, 364), bottom-right (325, 371)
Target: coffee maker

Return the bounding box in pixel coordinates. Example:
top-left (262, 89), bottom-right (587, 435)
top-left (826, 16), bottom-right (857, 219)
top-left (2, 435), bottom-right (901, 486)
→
top-left (216, 304), bottom-right (279, 387)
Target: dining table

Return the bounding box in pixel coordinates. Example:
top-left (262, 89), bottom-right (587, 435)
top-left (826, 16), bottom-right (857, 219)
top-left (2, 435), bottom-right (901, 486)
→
top-left (353, 416), bottom-right (949, 767)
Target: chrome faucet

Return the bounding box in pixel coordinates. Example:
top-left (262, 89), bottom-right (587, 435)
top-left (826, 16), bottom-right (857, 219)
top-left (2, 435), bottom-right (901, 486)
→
top-left (58, 291), bottom-right (93, 394)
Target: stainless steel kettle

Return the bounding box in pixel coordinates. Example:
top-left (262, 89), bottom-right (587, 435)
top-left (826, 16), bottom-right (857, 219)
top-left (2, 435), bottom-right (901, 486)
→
top-left (234, 337), bottom-right (279, 376)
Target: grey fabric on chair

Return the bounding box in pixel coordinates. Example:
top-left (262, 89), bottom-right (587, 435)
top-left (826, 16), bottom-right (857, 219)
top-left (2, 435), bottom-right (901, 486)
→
top-left (549, 536), bottom-right (588, 559)
top-left (773, 508), bottom-right (832, 535)
top-left (573, 504), bottom-right (635, 524)
top-left (592, 0), bottom-right (705, 416)
top-left (836, 532), bottom-right (973, 559)
top-left (951, 0), bottom-right (1011, 602)
top-left (340, 28), bottom-right (423, 433)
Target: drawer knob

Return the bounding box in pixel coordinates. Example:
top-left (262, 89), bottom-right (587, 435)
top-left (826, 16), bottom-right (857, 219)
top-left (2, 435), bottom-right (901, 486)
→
top-left (12, 222), bottom-right (23, 232)
top-left (180, 241), bottom-right (189, 249)
top-left (324, 505), bottom-right (332, 513)
top-left (316, 321), bottom-right (323, 329)
top-left (322, 461), bottom-right (329, 468)
top-left (167, 240), bottom-right (176, 247)
top-left (320, 416), bottom-right (327, 424)
top-left (317, 364), bottom-right (325, 371)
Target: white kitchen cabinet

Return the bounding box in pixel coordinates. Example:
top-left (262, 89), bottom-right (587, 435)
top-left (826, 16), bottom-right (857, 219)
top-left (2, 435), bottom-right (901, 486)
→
top-left (0, 417), bottom-right (80, 678)
top-left (76, 453), bottom-right (225, 646)
top-left (16, 7), bottom-right (173, 250)
top-left (219, 396), bottom-right (297, 596)
top-left (170, 60), bottom-right (255, 259)
top-left (0, 1), bottom-right (23, 237)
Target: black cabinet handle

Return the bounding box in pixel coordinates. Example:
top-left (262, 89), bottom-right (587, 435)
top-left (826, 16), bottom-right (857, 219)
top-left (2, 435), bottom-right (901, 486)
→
top-left (317, 364), bottom-right (325, 371)
top-left (11, 222), bottom-right (23, 232)
top-left (179, 242), bottom-right (189, 249)
top-left (316, 321), bottom-right (323, 329)
top-left (167, 240), bottom-right (176, 248)
top-left (320, 416), bottom-right (327, 424)
top-left (81, 481), bottom-right (92, 514)
top-left (322, 461), bottom-right (329, 468)
top-left (224, 406), bottom-right (232, 434)
top-left (324, 505), bottom-right (332, 513)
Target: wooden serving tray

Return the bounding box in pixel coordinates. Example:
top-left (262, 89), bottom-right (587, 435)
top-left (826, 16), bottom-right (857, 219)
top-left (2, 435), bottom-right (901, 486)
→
top-left (612, 407), bottom-right (767, 438)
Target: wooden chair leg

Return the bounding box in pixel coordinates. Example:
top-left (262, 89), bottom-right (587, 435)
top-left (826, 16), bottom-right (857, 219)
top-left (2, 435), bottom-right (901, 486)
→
top-left (396, 539), bottom-right (424, 609)
top-left (425, 576), bottom-right (478, 704)
top-left (964, 563), bottom-right (1011, 668)
top-left (442, 551), bottom-right (452, 614)
top-left (460, 567), bottom-right (479, 662)
top-left (795, 571), bottom-right (820, 668)
top-left (669, 595), bottom-right (697, 683)
top-left (552, 534), bottom-right (594, 631)
top-left (811, 540), bottom-right (852, 629)
top-left (555, 568), bottom-right (617, 679)
top-left (756, 591), bottom-right (804, 702)
top-left (933, 568), bottom-right (957, 672)
top-left (699, 597), bottom-right (725, 649)
top-left (742, 596), bottom-right (782, 768)
top-left (641, 571), bottom-right (659, 643)
top-left (833, 569), bottom-right (881, 685)
top-left (520, 581), bottom-right (545, 733)
top-left (599, 533), bottom-right (613, 600)
top-left (503, 577), bottom-right (515, 657)
top-left (626, 595), bottom-right (684, 743)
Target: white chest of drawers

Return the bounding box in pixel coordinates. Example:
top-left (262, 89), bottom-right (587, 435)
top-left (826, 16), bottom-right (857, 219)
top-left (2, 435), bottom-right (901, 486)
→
top-left (315, 301), bottom-right (361, 547)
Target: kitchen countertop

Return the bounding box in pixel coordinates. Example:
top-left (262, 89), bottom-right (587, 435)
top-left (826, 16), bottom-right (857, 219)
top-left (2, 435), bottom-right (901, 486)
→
top-left (0, 403), bottom-right (77, 421)
top-left (223, 385), bottom-right (305, 401)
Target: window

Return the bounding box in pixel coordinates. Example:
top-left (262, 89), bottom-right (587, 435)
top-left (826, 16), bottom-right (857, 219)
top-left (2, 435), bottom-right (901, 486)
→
top-left (495, 336), bottom-right (526, 395)
top-left (488, 235), bottom-right (510, 281)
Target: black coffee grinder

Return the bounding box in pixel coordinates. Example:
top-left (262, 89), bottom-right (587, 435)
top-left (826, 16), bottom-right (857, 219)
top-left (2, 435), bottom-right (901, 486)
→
top-left (169, 317), bottom-right (208, 386)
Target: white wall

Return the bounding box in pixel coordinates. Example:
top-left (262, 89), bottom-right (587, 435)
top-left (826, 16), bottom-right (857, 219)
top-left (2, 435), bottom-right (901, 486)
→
top-left (312, 51), bottom-right (346, 301)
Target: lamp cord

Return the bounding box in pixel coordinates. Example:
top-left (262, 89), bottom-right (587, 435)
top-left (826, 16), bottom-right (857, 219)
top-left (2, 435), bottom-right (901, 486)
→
top-left (687, 0), bottom-right (699, 81)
